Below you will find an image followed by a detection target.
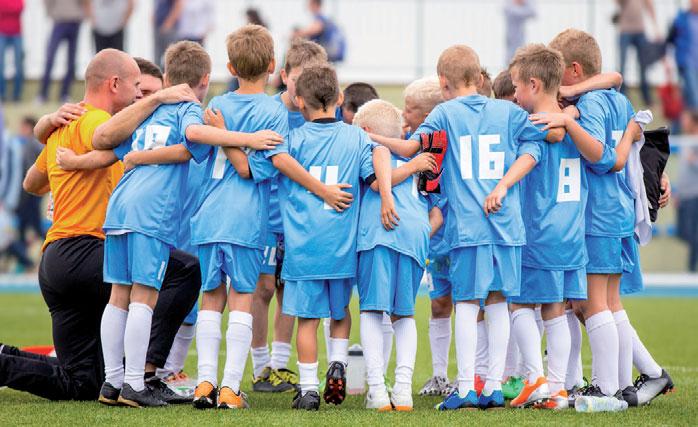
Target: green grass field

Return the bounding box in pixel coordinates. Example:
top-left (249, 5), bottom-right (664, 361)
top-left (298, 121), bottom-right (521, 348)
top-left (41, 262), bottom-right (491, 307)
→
top-left (1, 293), bottom-right (696, 426)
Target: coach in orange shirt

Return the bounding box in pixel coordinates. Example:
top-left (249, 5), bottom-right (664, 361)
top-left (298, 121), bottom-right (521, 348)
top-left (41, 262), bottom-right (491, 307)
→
top-left (0, 50), bottom-right (197, 401)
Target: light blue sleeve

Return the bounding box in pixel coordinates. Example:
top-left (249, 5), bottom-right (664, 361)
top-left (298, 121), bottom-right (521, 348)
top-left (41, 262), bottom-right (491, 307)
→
top-left (112, 138), bottom-right (132, 161)
top-left (517, 140), bottom-right (543, 162)
top-left (410, 106), bottom-right (444, 142)
top-left (359, 133), bottom-right (375, 181)
top-left (511, 105), bottom-right (548, 143)
top-left (586, 141), bottom-right (618, 175)
top-left (180, 104), bottom-right (210, 163)
top-left (263, 107), bottom-right (291, 158)
top-left (576, 95), bottom-right (606, 143)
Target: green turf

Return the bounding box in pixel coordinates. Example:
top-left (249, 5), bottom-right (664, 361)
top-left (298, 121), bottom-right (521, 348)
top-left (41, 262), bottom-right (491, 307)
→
top-left (0, 293), bottom-right (696, 425)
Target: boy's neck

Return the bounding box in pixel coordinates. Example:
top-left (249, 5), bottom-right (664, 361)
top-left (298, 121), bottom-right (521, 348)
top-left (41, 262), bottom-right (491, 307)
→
top-left (281, 91), bottom-right (299, 112)
top-left (532, 93), bottom-right (563, 114)
top-left (451, 85), bottom-right (479, 98)
top-left (306, 108), bottom-right (337, 122)
top-left (236, 77), bottom-right (267, 95)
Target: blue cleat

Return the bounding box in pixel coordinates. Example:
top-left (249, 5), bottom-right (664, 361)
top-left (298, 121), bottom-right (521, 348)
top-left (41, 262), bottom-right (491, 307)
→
top-left (435, 390), bottom-right (479, 411)
top-left (478, 390), bottom-right (505, 410)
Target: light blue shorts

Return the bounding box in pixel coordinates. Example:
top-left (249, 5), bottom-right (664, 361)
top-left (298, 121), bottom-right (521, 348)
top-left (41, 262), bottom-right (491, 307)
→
top-left (510, 267), bottom-right (587, 304)
top-left (357, 246), bottom-right (424, 316)
top-left (427, 255), bottom-right (451, 300)
top-left (260, 231), bottom-right (283, 276)
top-left (198, 243), bottom-right (262, 294)
top-left (104, 232), bottom-right (171, 290)
top-left (585, 236), bottom-right (635, 274)
top-left (620, 237), bottom-right (643, 295)
top-left (183, 303), bottom-right (198, 325)
top-left (283, 278), bottom-right (353, 320)
top-left (449, 245), bottom-right (521, 302)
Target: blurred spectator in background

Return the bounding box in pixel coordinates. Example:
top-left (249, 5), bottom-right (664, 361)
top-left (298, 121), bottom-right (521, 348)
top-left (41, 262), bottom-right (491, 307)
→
top-left (504, 0), bottom-right (536, 65)
top-left (668, 0), bottom-right (698, 112)
top-left (0, 0), bottom-right (24, 102)
top-left (230, 8), bottom-right (268, 93)
top-left (153, 0), bottom-right (182, 67)
top-left (176, 0), bottom-right (214, 46)
top-left (677, 111), bottom-right (698, 272)
top-left (89, 0), bottom-right (134, 52)
top-left (294, 0), bottom-right (345, 62)
top-left (246, 7), bottom-right (267, 28)
top-left (38, 0), bottom-right (88, 103)
top-left (616, 0), bottom-right (658, 106)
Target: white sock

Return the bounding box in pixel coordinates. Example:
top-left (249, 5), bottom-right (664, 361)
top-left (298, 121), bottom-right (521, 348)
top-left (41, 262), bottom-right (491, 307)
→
top-left (565, 309), bottom-right (584, 390)
top-left (475, 320), bottom-right (489, 377)
top-left (221, 311), bottom-right (253, 393)
top-left (586, 310), bottom-right (619, 396)
top-left (483, 302), bottom-right (510, 395)
top-left (123, 303), bottom-right (153, 391)
top-left (454, 303), bottom-right (479, 396)
top-left (100, 304), bottom-right (128, 388)
top-left (613, 310), bottom-right (633, 389)
top-left (428, 317), bottom-right (451, 378)
top-left (511, 308), bottom-right (544, 384)
top-left (534, 305), bottom-right (545, 336)
top-left (158, 324), bottom-right (195, 378)
top-left (544, 314), bottom-right (570, 394)
top-left (360, 312), bottom-right (385, 393)
top-left (196, 310), bottom-right (222, 387)
top-left (251, 345), bottom-right (271, 378)
top-left (381, 313), bottom-right (394, 376)
top-left (392, 317), bottom-right (417, 395)
top-left (328, 337), bottom-right (349, 365)
top-left (503, 321), bottom-right (520, 379)
top-left (631, 325), bottom-right (662, 378)
top-left (298, 361), bottom-right (319, 394)
top-left (271, 341), bottom-right (292, 371)
top-left (323, 318), bottom-right (331, 363)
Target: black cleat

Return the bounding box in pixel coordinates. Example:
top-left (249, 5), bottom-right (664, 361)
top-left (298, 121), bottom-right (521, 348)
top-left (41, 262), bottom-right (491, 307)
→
top-left (292, 390), bottom-right (320, 411)
top-left (117, 383), bottom-right (167, 408)
top-left (323, 361), bottom-right (346, 405)
top-left (635, 369), bottom-right (675, 406)
top-left (579, 384), bottom-right (606, 398)
top-left (98, 382), bottom-right (121, 406)
top-left (192, 381), bottom-right (217, 410)
top-left (621, 385), bottom-right (639, 407)
top-left (146, 376), bottom-right (193, 404)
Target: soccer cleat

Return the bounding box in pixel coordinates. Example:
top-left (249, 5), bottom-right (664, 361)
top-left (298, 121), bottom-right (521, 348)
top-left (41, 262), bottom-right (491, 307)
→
top-left (435, 390), bottom-right (479, 411)
top-left (98, 382), bottom-right (120, 406)
top-left (192, 381), bottom-right (217, 409)
top-left (417, 130), bottom-right (448, 194)
top-left (511, 377), bottom-right (551, 408)
top-left (620, 385), bottom-right (639, 407)
top-left (365, 387), bottom-right (392, 411)
top-left (323, 361), bottom-right (347, 405)
top-left (391, 388), bottom-right (413, 411)
top-left (117, 383), bottom-right (168, 408)
top-left (443, 380), bottom-right (458, 397)
top-left (478, 390), bottom-right (505, 410)
top-left (635, 369), bottom-right (674, 406)
top-left (538, 389), bottom-right (569, 410)
top-left (474, 374), bottom-right (486, 397)
top-left (292, 390), bottom-right (321, 411)
top-left (217, 386), bottom-right (249, 409)
top-left (146, 376), bottom-right (193, 404)
top-left (578, 384), bottom-right (606, 398)
top-left (566, 377), bottom-right (589, 408)
top-left (252, 366), bottom-right (276, 392)
top-left (270, 368), bottom-right (299, 392)
top-left (418, 376), bottom-right (450, 396)
top-left (502, 376), bottom-right (524, 400)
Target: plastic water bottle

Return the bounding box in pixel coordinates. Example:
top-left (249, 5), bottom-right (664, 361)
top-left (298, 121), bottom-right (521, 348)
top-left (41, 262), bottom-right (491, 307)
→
top-left (346, 344), bottom-right (366, 395)
top-left (575, 396), bottom-right (629, 413)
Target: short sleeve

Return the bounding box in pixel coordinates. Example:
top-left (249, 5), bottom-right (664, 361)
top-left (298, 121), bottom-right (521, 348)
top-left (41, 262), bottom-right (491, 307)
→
top-left (410, 106), bottom-right (444, 142)
top-left (81, 109), bottom-right (111, 152)
top-left (112, 139), bottom-right (132, 160)
top-left (34, 147), bottom-right (48, 173)
top-left (264, 108), bottom-right (291, 158)
top-left (517, 140), bottom-right (543, 162)
top-left (586, 142), bottom-right (618, 175)
top-left (576, 95), bottom-right (606, 143)
top-left (511, 105), bottom-right (548, 143)
top-left (359, 133), bottom-right (375, 180)
top-left (248, 150), bottom-right (278, 183)
top-left (181, 104), bottom-right (210, 163)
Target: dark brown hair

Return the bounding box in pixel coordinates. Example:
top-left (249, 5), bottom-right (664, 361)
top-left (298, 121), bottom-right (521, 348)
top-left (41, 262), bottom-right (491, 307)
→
top-left (296, 64), bottom-right (340, 112)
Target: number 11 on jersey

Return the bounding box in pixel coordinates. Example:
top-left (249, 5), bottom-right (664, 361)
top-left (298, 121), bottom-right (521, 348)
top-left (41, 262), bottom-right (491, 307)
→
top-left (309, 165), bottom-right (339, 210)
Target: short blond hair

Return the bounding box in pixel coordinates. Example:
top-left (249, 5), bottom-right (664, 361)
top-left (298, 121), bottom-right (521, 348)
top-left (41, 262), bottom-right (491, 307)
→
top-left (352, 99), bottom-right (403, 139)
top-left (284, 39), bottom-right (328, 73)
top-left (549, 28), bottom-right (601, 76)
top-left (437, 45), bottom-right (481, 88)
top-left (164, 41), bottom-right (211, 87)
top-left (226, 24), bottom-right (274, 80)
top-left (509, 44), bottom-right (564, 94)
top-left (404, 76), bottom-right (443, 114)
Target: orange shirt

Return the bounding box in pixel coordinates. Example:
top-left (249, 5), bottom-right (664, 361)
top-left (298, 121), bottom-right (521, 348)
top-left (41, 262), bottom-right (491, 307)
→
top-left (35, 105), bottom-right (124, 250)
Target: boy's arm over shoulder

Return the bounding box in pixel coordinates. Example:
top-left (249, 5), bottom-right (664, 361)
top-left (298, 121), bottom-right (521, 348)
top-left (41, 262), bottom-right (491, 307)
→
top-left (56, 147), bottom-right (118, 170)
top-left (510, 104), bottom-right (564, 144)
top-left (180, 102), bottom-right (211, 163)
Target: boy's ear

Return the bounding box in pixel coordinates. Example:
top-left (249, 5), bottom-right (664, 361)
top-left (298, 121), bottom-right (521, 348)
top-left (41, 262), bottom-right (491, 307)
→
top-left (336, 91), bottom-right (344, 107)
top-left (201, 73), bottom-right (211, 88)
top-left (361, 125), bottom-right (371, 132)
top-left (571, 61), bottom-right (583, 78)
top-left (280, 68), bottom-right (288, 85)
top-left (267, 58), bottom-right (276, 75)
top-left (227, 62), bottom-right (238, 78)
top-left (296, 95), bottom-right (306, 110)
top-left (163, 74), bottom-right (171, 88)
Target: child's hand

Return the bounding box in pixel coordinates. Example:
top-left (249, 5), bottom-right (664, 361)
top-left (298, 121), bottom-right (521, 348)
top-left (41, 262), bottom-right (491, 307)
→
top-left (204, 108), bottom-right (226, 129)
top-left (626, 119), bottom-right (643, 142)
top-left (484, 183), bottom-right (508, 216)
top-left (562, 105), bottom-right (580, 119)
top-left (408, 152), bottom-right (437, 173)
top-left (123, 152), bottom-right (140, 172)
top-left (246, 130), bottom-right (284, 151)
top-left (380, 193), bottom-right (400, 231)
top-left (529, 112), bottom-right (569, 131)
top-left (321, 183), bottom-right (353, 212)
top-left (55, 147), bottom-right (79, 170)
top-left (51, 102), bottom-right (86, 127)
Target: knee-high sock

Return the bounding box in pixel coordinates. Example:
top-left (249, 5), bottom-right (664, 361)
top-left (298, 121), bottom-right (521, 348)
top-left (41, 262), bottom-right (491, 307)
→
top-left (475, 320), bottom-right (489, 378)
top-left (613, 310), bottom-right (633, 389)
top-left (511, 308), bottom-right (544, 384)
top-left (631, 325), bottom-right (662, 378)
top-left (534, 305), bottom-right (545, 336)
top-left (123, 303), bottom-right (153, 391)
top-left (455, 303), bottom-right (479, 395)
top-left (196, 310), bottom-right (222, 386)
top-left (328, 337), bottom-right (349, 365)
top-left (323, 318), bottom-right (331, 363)
top-left (544, 314), bottom-right (571, 394)
top-left (270, 341), bottom-right (292, 371)
top-left (298, 361), bottom-right (319, 394)
top-left (251, 346), bottom-right (270, 378)
top-left (429, 317), bottom-right (451, 378)
top-left (565, 309), bottom-right (584, 390)
top-left (586, 310), bottom-right (619, 396)
top-left (483, 302), bottom-right (510, 395)
top-left (221, 311), bottom-right (253, 393)
top-left (392, 318), bottom-right (417, 395)
top-left (360, 312), bottom-right (385, 393)
top-left (101, 304), bottom-right (128, 388)
top-left (503, 319), bottom-right (520, 379)
top-left (157, 323), bottom-right (195, 378)
top-left (381, 313), bottom-right (394, 376)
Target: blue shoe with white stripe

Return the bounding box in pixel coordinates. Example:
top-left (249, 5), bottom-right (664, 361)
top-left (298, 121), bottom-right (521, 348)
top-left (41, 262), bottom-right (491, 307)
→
top-left (478, 390), bottom-right (505, 410)
top-left (435, 390), bottom-right (479, 410)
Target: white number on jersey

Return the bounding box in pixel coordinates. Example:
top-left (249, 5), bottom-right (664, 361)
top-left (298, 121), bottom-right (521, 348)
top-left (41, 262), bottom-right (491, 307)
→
top-left (396, 160), bottom-right (419, 199)
top-left (264, 245), bottom-right (277, 267)
top-left (309, 165), bottom-right (339, 210)
top-left (144, 125), bottom-right (171, 151)
top-left (459, 134), bottom-right (505, 180)
top-left (556, 158), bottom-right (581, 202)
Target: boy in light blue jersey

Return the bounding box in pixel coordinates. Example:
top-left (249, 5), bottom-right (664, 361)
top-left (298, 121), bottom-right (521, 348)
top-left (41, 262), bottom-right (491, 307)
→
top-left (249, 39), bottom-right (328, 393)
top-left (352, 99), bottom-right (441, 411)
top-left (268, 64), bottom-right (394, 411)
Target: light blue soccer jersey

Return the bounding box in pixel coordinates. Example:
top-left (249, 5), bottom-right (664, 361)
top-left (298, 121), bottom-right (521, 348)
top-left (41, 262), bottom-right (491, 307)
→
top-left (521, 133), bottom-right (589, 270)
top-left (189, 92), bottom-right (289, 249)
top-left (428, 195), bottom-right (449, 259)
top-left (411, 94), bottom-right (546, 249)
top-left (268, 92), bottom-right (306, 234)
top-left (177, 158), bottom-right (207, 254)
top-left (275, 120), bottom-right (375, 280)
top-left (103, 102), bottom-right (207, 246)
top-left (577, 89), bottom-right (635, 238)
top-left (357, 152), bottom-right (432, 268)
